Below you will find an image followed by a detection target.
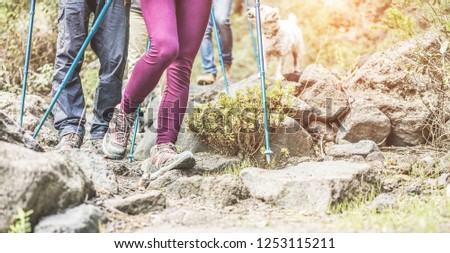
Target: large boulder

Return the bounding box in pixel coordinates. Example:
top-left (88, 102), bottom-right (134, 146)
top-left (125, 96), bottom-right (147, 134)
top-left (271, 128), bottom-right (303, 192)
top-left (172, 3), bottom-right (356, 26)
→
top-left (0, 111), bottom-right (43, 151)
top-left (0, 142), bottom-right (95, 232)
top-left (372, 96), bottom-right (431, 146)
top-left (336, 99), bottom-right (391, 143)
top-left (34, 204), bottom-right (102, 233)
top-left (149, 174), bottom-right (249, 207)
top-left (60, 150), bottom-right (119, 195)
top-left (240, 161), bottom-right (377, 213)
top-left (0, 92), bottom-right (58, 146)
top-left (345, 33), bottom-right (444, 146)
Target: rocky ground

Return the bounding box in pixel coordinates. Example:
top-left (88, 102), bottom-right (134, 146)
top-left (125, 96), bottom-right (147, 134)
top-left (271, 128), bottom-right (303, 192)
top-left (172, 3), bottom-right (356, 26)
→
top-left (1, 32), bottom-right (450, 233)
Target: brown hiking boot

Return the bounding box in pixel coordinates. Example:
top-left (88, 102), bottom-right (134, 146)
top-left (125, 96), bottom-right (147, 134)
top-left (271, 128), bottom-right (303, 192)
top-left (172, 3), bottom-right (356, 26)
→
top-left (218, 64), bottom-right (232, 81)
top-left (102, 104), bottom-right (136, 160)
top-left (55, 133), bottom-right (82, 150)
top-left (196, 72), bottom-right (216, 85)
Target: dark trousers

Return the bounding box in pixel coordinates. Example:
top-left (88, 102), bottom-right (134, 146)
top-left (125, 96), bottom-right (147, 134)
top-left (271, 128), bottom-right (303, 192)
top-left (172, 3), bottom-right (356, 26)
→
top-left (52, 0), bottom-right (129, 140)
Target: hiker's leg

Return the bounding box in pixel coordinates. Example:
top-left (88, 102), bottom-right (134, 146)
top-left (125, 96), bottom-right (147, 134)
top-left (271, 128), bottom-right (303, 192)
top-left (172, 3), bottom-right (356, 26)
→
top-left (199, 16), bottom-right (216, 74)
top-left (121, 0), bottom-right (179, 113)
top-left (52, 0), bottom-right (90, 139)
top-left (213, 0), bottom-right (233, 66)
top-left (90, 0), bottom-right (130, 140)
top-left (156, 0), bottom-right (211, 144)
top-left (126, 10), bottom-right (147, 79)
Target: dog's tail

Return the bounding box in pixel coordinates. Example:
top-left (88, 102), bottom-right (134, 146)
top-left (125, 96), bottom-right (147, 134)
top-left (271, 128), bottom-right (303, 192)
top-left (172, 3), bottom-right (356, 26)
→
top-left (288, 13), bottom-right (298, 24)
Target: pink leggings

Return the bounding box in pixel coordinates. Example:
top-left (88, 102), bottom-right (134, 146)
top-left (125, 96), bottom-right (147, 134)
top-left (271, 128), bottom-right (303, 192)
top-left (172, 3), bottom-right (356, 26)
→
top-left (122, 0), bottom-right (211, 144)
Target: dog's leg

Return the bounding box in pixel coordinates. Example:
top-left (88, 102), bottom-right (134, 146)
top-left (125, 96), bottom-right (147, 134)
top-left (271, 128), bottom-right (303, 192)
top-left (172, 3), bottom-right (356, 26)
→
top-left (275, 56), bottom-right (284, 80)
top-left (293, 50), bottom-right (301, 72)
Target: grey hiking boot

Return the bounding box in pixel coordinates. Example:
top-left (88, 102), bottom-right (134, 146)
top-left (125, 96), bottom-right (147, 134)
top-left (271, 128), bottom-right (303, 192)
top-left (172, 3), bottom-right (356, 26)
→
top-left (196, 72), bottom-right (216, 85)
top-left (55, 133), bottom-right (82, 150)
top-left (102, 104), bottom-right (136, 160)
top-left (145, 143), bottom-right (195, 181)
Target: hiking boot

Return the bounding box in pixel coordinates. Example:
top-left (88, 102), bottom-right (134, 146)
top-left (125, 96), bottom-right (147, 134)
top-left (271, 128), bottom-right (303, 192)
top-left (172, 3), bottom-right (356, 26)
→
top-left (224, 64), bottom-right (232, 79)
top-left (102, 104), bottom-right (136, 160)
top-left (55, 133), bottom-right (82, 150)
top-left (146, 143), bottom-right (195, 180)
top-left (196, 72), bottom-right (216, 85)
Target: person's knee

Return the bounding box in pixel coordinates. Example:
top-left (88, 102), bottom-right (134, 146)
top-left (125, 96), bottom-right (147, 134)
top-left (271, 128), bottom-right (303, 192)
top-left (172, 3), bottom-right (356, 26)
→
top-left (215, 15), bottom-right (231, 27)
top-left (148, 37), bottom-right (179, 64)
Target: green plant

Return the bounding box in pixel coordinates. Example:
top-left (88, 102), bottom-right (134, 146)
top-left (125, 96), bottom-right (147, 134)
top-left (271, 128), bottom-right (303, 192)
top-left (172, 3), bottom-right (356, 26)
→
top-left (8, 208), bottom-right (34, 233)
top-left (187, 81), bottom-right (294, 161)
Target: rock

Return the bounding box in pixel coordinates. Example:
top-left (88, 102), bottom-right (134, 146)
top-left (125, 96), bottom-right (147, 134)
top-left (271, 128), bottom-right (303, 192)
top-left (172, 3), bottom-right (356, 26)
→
top-left (346, 32), bottom-right (441, 95)
top-left (283, 71), bottom-right (302, 83)
top-left (366, 152), bottom-right (385, 162)
top-left (134, 129), bottom-right (209, 160)
top-left (60, 150), bottom-right (118, 195)
top-left (154, 174), bottom-right (249, 207)
top-left (34, 204), bottom-right (102, 233)
top-left (0, 142), bottom-right (95, 232)
top-left (407, 181), bottom-right (422, 195)
top-left (352, 155), bottom-right (366, 163)
top-left (438, 173), bottom-right (450, 188)
top-left (240, 161), bottom-right (376, 213)
top-left (374, 97), bottom-right (431, 146)
top-left (382, 178), bottom-right (399, 192)
top-left (0, 111), bottom-right (43, 151)
top-left (439, 153), bottom-right (450, 173)
top-left (296, 64), bottom-right (349, 124)
top-left (105, 191), bottom-right (166, 215)
top-left (336, 99), bottom-right (391, 143)
top-left (194, 153), bottom-right (242, 173)
top-left (345, 33), bottom-right (443, 146)
top-left (268, 117), bottom-right (314, 158)
top-left (420, 155), bottom-right (435, 166)
top-left (369, 194), bottom-right (398, 212)
top-left (0, 92), bottom-right (58, 146)
top-left (297, 64), bottom-right (340, 93)
top-left (147, 169), bottom-right (199, 190)
top-left (288, 96), bottom-right (313, 127)
top-left (327, 140), bottom-right (380, 158)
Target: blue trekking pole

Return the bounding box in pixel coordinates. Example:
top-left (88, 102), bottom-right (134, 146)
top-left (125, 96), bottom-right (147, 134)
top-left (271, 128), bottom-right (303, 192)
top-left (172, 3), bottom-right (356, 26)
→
top-left (245, 0), bottom-right (260, 71)
top-left (254, 0), bottom-right (272, 163)
top-left (128, 39), bottom-right (151, 163)
top-left (211, 9), bottom-right (229, 95)
top-left (128, 106), bottom-right (141, 163)
top-left (33, 0), bottom-right (113, 139)
top-left (19, 0), bottom-right (36, 128)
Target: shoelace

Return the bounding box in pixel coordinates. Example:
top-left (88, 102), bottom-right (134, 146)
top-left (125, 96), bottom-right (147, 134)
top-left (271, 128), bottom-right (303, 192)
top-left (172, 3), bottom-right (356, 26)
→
top-left (152, 143), bottom-right (178, 168)
top-left (65, 133), bottom-right (79, 142)
top-left (114, 113), bottom-right (128, 145)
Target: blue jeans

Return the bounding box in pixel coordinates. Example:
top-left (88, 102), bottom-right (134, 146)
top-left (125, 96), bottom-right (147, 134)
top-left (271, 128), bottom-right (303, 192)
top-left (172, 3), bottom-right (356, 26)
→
top-left (199, 0), bottom-right (233, 74)
top-left (52, 0), bottom-right (129, 140)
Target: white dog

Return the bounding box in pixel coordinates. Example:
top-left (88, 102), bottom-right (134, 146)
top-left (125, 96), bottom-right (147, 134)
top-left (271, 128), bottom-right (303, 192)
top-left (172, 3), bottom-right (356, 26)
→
top-left (248, 5), bottom-right (305, 80)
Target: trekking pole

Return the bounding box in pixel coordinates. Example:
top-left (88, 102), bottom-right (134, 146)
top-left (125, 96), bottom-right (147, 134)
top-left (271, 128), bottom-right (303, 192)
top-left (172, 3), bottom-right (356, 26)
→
top-left (245, 0), bottom-right (260, 71)
top-left (128, 104), bottom-right (141, 163)
top-left (254, 0), bottom-right (272, 163)
top-left (33, 0), bottom-right (113, 139)
top-left (128, 39), bottom-right (151, 163)
top-left (211, 9), bottom-right (229, 95)
top-left (19, 0), bottom-right (36, 128)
